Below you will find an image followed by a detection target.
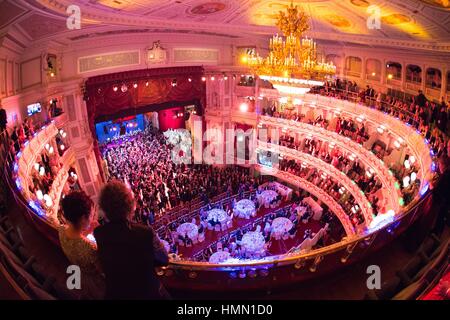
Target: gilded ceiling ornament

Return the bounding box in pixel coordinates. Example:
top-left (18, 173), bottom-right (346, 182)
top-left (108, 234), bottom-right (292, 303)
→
top-left (275, 2), bottom-right (309, 38)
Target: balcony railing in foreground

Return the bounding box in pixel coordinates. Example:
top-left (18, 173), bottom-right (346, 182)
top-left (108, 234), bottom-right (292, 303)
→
top-left (0, 125), bottom-right (438, 283)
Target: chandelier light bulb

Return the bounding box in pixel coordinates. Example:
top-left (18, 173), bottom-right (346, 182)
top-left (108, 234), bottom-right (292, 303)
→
top-left (403, 176), bottom-right (410, 188)
top-left (404, 159), bottom-right (410, 169)
top-left (36, 190), bottom-right (43, 201)
top-left (239, 102), bottom-right (249, 112)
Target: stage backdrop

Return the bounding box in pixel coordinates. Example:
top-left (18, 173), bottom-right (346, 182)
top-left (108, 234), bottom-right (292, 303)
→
top-left (84, 66), bottom-right (206, 180)
top-left (158, 106), bottom-right (186, 131)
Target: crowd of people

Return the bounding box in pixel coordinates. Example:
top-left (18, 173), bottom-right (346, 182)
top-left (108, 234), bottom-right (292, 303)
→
top-left (102, 126), bottom-right (255, 223)
top-left (317, 79), bottom-right (449, 168)
top-left (261, 82), bottom-right (450, 210)
top-left (279, 157), bottom-right (366, 226)
top-left (263, 108), bottom-right (370, 149)
top-left (9, 118), bottom-right (35, 154)
top-left (278, 133), bottom-right (384, 210)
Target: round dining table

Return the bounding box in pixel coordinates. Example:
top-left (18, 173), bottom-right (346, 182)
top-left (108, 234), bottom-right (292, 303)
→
top-left (207, 208), bottom-right (228, 224)
top-left (271, 217), bottom-right (293, 239)
top-left (234, 199), bottom-right (256, 219)
top-left (208, 251), bottom-right (231, 264)
top-left (257, 190), bottom-right (278, 207)
top-left (240, 231), bottom-right (266, 258)
top-left (176, 223), bottom-right (199, 241)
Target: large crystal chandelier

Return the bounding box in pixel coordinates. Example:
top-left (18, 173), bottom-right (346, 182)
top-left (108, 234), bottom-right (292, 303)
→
top-left (245, 2), bottom-right (336, 91)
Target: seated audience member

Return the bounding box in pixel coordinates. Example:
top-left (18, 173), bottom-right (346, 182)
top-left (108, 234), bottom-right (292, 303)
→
top-left (94, 180), bottom-right (170, 300)
top-left (59, 190), bottom-right (104, 298)
top-left (303, 229), bottom-right (312, 240)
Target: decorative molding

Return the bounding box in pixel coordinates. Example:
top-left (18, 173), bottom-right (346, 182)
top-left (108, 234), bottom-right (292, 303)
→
top-left (16, 0), bottom-right (450, 52)
top-left (77, 50), bottom-right (140, 74)
top-left (173, 48), bottom-right (219, 63)
top-left (84, 66), bottom-right (204, 86)
top-left (147, 41), bottom-right (167, 65)
top-left (0, 58), bottom-right (6, 96)
top-left (19, 56), bottom-right (42, 90)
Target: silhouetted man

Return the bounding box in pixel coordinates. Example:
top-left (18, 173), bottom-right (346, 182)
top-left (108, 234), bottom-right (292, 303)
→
top-left (94, 180), bottom-right (170, 300)
top-left (416, 90), bottom-right (427, 108)
top-left (0, 106), bottom-right (7, 134)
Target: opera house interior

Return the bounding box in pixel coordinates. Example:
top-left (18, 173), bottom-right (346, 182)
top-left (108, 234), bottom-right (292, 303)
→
top-left (0, 0), bottom-right (449, 301)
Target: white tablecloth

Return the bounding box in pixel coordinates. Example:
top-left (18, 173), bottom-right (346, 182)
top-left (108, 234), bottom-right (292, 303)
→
top-left (176, 223), bottom-right (198, 240)
top-left (303, 197), bottom-right (323, 220)
top-left (209, 251), bottom-right (231, 264)
top-left (257, 190), bottom-right (278, 206)
top-left (240, 231), bottom-right (266, 257)
top-left (295, 205), bottom-right (307, 216)
top-left (207, 208), bottom-right (228, 223)
top-left (271, 217), bottom-right (293, 238)
top-left (260, 182), bottom-right (292, 200)
top-left (234, 199), bottom-right (256, 219)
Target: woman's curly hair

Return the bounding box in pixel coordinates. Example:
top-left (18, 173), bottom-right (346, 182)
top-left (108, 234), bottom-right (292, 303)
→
top-left (61, 190), bottom-right (93, 228)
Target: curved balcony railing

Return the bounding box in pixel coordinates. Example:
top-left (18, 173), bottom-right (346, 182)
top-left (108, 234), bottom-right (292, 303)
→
top-left (16, 123), bottom-right (59, 198)
top-left (10, 120), bottom-right (75, 226)
top-left (0, 99), bottom-right (439, 290)
top-left (45, 150), bottom-right (75, 224)
top-left (301, 94), bottom-right (434, 190)
top-left (255, 165), bottom-right (356, 236)
top-left (310, 88), bottom-right (420, 127)
top-left (165, 189), bottom-right (430, 272)
top-left (257, 141), bottom-right (373, 231)
top-left (260, 116), bottom-right (401, 220)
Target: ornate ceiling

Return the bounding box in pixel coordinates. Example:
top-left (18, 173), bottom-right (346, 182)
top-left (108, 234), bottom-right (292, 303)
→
top-left (1, 0), bottom-right (449, 50)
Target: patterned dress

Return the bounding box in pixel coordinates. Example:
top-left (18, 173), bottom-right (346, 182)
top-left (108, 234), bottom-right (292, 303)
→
top-left (58, 226), bottom-right (104, 299)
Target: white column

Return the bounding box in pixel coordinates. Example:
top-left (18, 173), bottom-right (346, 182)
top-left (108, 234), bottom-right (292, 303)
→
top-left (63, 86), bottom-right (103, 199)
top-left (361, 57), bottom-right (367, 83)
top-left (440, 67), bottom-right (447, 101)
top-left (401, 61), bottom-right (407, 92)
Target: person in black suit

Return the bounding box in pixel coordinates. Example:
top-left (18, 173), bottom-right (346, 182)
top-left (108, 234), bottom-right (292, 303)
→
top-left (416, 90), bottom-right (427, 108)
top-left (0, 106), bottom-right (7, 134)
top-left (94, 180), bottom-right (170, 300)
